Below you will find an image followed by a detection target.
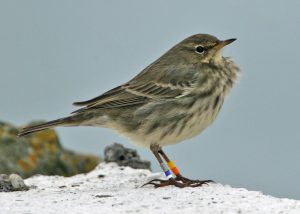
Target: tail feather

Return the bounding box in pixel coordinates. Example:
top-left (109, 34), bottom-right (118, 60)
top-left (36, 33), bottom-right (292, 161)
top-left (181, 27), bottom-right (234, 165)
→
top-left (18, 117), bottom-right (75, 137)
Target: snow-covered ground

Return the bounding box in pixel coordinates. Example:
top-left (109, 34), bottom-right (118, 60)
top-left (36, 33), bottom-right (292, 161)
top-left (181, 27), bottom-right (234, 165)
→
top-left (1, 163), bottom-right (300, 214)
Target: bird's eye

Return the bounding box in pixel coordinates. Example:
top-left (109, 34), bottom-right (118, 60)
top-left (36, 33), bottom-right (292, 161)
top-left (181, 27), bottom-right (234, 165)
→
top-left (195, 45), bottom-right (206, 54)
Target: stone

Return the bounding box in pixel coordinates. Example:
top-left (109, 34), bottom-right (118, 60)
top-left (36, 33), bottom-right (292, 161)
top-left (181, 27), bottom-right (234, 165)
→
top-left (0, 173), bottom-right (28, 192)
top-left (104, 143), bottom-right (151, 170)
top-left (0, 121), bottom-right (101, 178)
top-left (9, 174), bottom-right (27, 190)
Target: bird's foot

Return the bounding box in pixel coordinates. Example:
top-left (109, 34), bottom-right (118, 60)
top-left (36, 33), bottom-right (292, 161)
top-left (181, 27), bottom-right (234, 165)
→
top-left (175, 174), bottom-right (214, 185)
top-left (142, 177), bottom-right (213, 188)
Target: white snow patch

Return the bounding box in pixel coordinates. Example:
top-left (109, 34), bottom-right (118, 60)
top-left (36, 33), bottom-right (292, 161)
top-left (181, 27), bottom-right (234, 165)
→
top-left (1, 163), bottom-right (300, 214)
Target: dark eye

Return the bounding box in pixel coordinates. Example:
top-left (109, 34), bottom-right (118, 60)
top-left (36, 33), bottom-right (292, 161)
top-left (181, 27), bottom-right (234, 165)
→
top-left (195, 45), bottom-right (206, 54)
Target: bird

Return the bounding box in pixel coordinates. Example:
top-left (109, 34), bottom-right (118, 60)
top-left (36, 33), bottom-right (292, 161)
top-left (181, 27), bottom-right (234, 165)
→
top-left (18, 34), bottom-right (240, 188)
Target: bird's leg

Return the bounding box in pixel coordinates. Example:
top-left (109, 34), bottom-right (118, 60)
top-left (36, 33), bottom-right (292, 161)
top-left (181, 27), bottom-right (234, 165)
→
top-left (142, 144), bottom-right (212, 188)
top-left (142, 144), bottom-right (182, 188)
top-left (158, 148), bottom-right (214, 185)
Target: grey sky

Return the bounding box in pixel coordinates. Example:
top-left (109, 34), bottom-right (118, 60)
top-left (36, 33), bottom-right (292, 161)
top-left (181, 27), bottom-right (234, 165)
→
top-left (1, 1), bottom-right (300, 199)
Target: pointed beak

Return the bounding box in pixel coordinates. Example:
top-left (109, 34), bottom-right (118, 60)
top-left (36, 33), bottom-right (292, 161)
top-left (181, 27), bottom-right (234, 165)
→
top-left (214, 38), bottom-right (236, 50)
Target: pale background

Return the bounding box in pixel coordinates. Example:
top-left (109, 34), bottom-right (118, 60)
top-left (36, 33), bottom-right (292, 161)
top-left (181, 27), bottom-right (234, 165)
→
top-left (1, 1), bottom-right (299, 199)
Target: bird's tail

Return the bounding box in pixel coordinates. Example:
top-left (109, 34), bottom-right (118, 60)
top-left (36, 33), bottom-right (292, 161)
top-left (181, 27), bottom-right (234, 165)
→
top-left (18, 116), bottom-right (76, 137)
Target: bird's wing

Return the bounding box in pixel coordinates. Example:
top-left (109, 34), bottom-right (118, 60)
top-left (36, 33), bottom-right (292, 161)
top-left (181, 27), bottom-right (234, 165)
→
top-left (72, 76), bottom-right (197, 113)
top-left (72, 59), bottom-right (200, 113)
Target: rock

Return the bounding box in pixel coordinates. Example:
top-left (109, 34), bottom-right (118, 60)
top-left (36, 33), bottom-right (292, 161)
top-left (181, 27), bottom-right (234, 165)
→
top-left (9, 174), bottom-right (27, 190)
top-left (104, 143), bottom-right (151, 170)
top-left (0, 173), bottom-right (28, 192)
top-left (0, 121), bottom-right (100, 178)
top-left (0, 163), bottom-right (299, 213)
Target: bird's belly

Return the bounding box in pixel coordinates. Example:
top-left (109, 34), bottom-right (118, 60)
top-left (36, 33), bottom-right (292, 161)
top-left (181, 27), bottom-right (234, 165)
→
top-left (120, 98), bottom-right (223, 148)
top-left (152, 109), bottom-right (214, 146)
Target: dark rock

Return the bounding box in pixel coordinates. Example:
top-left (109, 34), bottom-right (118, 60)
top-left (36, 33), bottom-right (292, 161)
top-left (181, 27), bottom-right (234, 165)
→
top-left (98, 174), bottom-right (105, 178)
top-left (95, 195), bottom-right (112, 198)
top-left (0, 121), bottom-right (101, 178)
top-left (104, 143), bottom-right (151, 170)
top-left (0, 173), bottom-right (28, 192)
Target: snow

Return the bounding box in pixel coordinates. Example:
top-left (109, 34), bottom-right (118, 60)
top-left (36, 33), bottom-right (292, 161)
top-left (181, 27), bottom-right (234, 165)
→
top-left (1, 163), bottom-right (300, 214)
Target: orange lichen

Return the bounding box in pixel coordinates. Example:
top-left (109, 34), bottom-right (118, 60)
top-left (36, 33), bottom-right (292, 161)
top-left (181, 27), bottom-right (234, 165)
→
top-left (30, 138), bottom-right (44, 157)
top-left (28, 153), bottom-right (37, 165)
top-left (45, 141), bottom-right (58, 154)
top-left (17, 158), bottom-right (36, 173)
top-left (35, 130), bottom-right (58, 142)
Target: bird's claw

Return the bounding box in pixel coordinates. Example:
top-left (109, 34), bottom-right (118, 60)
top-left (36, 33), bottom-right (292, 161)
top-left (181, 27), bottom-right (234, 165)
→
top-left (175, 175), bottom-right (214, 185)
top-left (142, 177), bottom-right (214, 188)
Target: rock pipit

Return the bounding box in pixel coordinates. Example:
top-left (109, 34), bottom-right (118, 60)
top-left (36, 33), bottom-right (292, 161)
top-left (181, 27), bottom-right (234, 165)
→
top-left (18, 34), bottom-right (240, 188)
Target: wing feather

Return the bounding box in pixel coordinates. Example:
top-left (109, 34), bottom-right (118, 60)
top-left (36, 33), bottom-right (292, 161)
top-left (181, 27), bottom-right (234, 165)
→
top-left (72, 64), bottom-right (199, 113)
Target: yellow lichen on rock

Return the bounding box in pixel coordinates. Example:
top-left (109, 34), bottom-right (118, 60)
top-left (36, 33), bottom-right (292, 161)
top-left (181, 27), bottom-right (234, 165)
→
top-left (35, 129), bottom-right (58, 143)
top-left (17, 158), bottom-right (36, 173)
top-left (0, 121), bottom-right (101, 178)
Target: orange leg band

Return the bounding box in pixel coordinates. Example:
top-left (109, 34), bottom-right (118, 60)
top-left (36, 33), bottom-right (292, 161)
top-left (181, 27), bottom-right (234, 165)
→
top-left (167, 160), bottom-right (180, 176)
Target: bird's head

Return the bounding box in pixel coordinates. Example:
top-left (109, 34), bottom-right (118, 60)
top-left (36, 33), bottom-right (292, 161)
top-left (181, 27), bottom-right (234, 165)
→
top-left (169, 34), bottom-right (236, 65)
